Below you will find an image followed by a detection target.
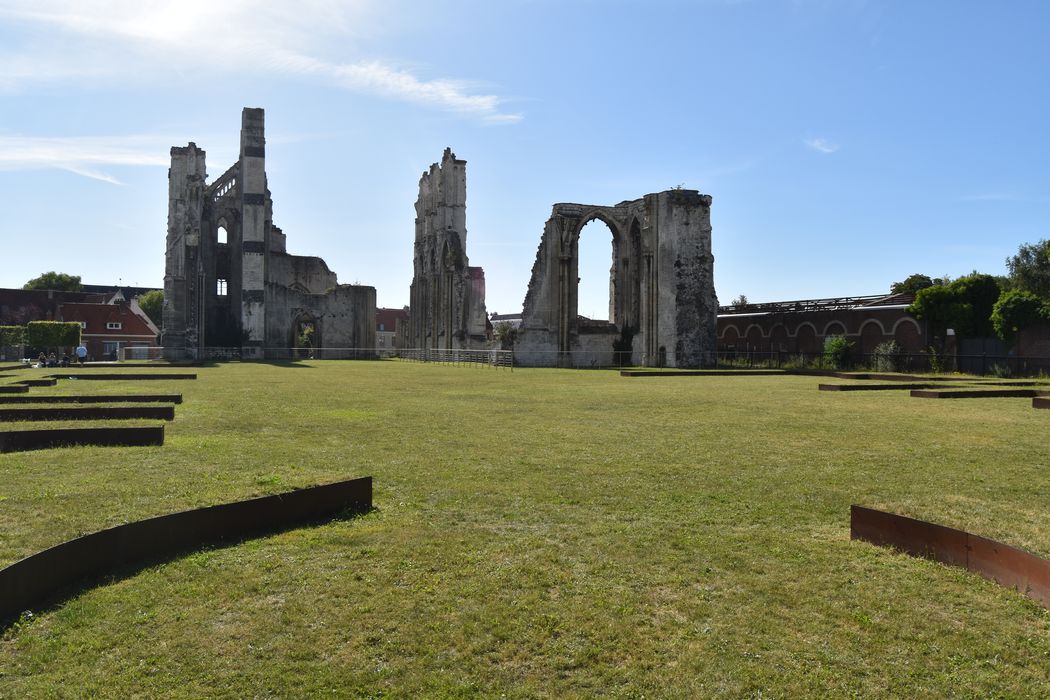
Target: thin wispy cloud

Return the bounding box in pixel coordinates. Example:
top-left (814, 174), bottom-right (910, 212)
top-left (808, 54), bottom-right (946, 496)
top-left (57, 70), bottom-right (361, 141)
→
top-left (0, 134), bottom-right (176, 184)
top-left (804, 137), bottom-right (839, 154)
top-left (0, 0), bottom-right (521, 124)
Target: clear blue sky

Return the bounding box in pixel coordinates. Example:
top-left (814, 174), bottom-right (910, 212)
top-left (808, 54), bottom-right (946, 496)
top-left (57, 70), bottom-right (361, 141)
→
top-left (1, 1), bottom-right (1047, 317)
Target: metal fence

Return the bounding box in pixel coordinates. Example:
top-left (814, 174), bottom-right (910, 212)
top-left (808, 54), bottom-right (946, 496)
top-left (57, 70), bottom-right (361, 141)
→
top-left (716, 350), bottom-right (1050, 377)
top-left (398, 348), bottom-right (513, 370)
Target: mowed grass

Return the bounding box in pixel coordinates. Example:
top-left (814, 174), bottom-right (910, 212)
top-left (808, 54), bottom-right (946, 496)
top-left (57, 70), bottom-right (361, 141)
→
top-left (1, 361), bottom-right (1049, 697)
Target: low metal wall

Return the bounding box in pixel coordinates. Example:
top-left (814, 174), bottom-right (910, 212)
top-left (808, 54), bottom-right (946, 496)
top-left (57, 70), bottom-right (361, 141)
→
top-left (910, 389), bottom-right (1046, 399)
top-left (49, 373), bottom-right (197, 381)
top-left (0, 425), bottom-right (165, 452)
top-left (0, 476), bottom-right (372, 621)
top-left (0, 405), bottom-right (175, 422)
top-left (851, 505), bottom-right (1050, 608)
top-left (0, 386), bottom-right (28, 394)
top-left (0, 394), bottom-right (182, 405)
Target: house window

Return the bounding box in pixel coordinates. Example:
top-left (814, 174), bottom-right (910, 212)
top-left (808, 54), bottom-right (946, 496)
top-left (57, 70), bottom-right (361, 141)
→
top-left (217, 279), bottom-right (228, 296)
top-left (106, 322), bottom-right (122, 330)
top-left (379, 323), bottom-right (385, 331)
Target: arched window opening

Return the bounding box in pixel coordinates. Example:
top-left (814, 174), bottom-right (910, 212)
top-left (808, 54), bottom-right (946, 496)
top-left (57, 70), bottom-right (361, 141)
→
top-left (577, 219), bottom-right (616, 322)
top-left (217, 224), bottom-right (228, 245)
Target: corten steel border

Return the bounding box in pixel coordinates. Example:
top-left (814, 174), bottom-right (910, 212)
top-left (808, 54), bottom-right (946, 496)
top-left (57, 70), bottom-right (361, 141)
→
top-left (1034, 397), bottom-right (1050, 410)
top-left (910, 388), bottom-right (1046, 399)
top-left (819, 383), bottom-right (941, 392)
top-left (0, 405), bottom-right (175, 422)
top-left (850, 505), bottom-right (1050, 608)
top-left (0, 394), bottom-right (182, 405)
top-left (0, 476), bottom-right (372, 622)
top-left (49, 373), bottom-right (197, 381)
top-left (832, 372), bottom-right (958, 382)
top-left (0, 385), bottom-right (29, 394)
top-left (0, 425), bottom-right (164, 452)
top-left (16, 378), bottom-right (57, 387)
top-left (620, 370), bottom-right (785, 377)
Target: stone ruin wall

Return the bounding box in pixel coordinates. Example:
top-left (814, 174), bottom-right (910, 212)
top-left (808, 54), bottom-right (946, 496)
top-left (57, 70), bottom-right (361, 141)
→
top-left (407, 148), bottom-right (488, 350)
top-left (163, 107), bottom-right (375, 360)
top-left (515, 190), bottom-right (717, 368)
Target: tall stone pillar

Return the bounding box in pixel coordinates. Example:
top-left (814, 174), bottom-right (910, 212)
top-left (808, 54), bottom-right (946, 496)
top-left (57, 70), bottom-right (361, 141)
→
top-left (162, 143), bottom-right (207, 360)
top-left (239, 108), bottom-right (267, 359)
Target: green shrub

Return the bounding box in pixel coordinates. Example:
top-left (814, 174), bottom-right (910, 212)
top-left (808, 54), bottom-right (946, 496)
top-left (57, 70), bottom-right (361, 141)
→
top-left (25, 321), bottom-right (81, 350)
top-left (872, 340), bottom-right (905, 372)
top-left (823, 335), bottom-right (852, 370)
top-left (0, 325), bottom-right (25, 347)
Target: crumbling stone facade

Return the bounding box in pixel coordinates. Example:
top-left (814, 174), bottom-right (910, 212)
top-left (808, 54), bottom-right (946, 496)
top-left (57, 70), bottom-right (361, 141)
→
top-left (407, 148), bottom-right (488, 349)
top-left (163, 108), bottom-right (375, 360)
top-left (516, 190), bottom-right (717, 368)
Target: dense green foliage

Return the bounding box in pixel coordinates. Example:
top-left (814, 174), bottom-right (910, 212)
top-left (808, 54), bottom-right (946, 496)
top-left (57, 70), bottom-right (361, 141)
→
top-left (890, 273), bottom-right (935, 295)
top-left (24, 321), bottom-right (81, 350)
top-left (1006, 239), bottom-right (1050, 298)
top-left (137, 290), bottom-right (164, 327)
top-left (991, 290), bottom-right (1050, 340)
top-left (871, 340), bottom-right (904, 372)
top-left (822, 334), bottom-right (852, 369)
top-left (0, 326), bottom-right (25, 347)
top-left (908, 273), bottom-right (1001, 339)
top-left (22, 272), bottom-right (83, 292)
top-left (1, 363), bottom-right (1049, 696)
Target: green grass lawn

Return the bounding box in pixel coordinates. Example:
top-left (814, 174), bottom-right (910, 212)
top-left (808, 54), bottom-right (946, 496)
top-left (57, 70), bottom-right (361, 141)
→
top-left (1, 361), bottom-right (1048, 697)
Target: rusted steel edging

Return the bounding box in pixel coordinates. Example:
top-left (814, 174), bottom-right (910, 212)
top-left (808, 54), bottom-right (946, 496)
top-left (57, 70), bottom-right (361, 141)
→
top-left (1034, 397), bottom-right (1050, 410)
top-left (910, 389), bottom-right (1045, 399)
top-left (0, 394), bottom-right (182, 404)
top-left (0, 476), bottom-right (372, 622)
top-left (850, 505), bottom-right (1050, 608)
top-left (48, 373), bottom-right (197, 381)
top-left (819, 383), bottom-right (941, 391)
top-left (0, 426), bottom-right (165, 452)
top-left (0, 386), bottom-right (29, 394)
top-left (0, 405), bottom-right (175, 422)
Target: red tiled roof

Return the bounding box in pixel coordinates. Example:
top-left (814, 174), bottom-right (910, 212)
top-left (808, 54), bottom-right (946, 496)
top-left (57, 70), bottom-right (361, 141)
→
top-left (59, 302), bottom-right (157, 338)
top-left (376, 307), bottom-right (409, 331)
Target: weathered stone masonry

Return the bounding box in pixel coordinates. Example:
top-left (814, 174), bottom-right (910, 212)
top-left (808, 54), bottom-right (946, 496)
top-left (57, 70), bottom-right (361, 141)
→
top-left (407, 148), bottom-right (488, 350)
top-left (163, 108), bottom-right (375, 360)
top-left (515, 189), bottom-right (718, 368)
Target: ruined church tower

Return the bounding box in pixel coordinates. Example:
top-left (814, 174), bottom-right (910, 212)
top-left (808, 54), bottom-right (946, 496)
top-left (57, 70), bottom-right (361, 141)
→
top-left (162, 108), bottom-right (376, 360)
top-left (408, 148), bottom-right (488, 349)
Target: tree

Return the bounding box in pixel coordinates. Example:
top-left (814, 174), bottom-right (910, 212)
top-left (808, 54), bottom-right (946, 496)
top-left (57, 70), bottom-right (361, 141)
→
top-left (730, 294), bottom-right (749, 306)
top-left (991, 290), bottom-right (1050, 341)
top-left (1006, 239), bottom-right (1050, 298)
top-left (137, 290), bottom-right (164, 327)
top-left (23, 272), bottom-right (83, 292)
top-left (890, 274), bottom-right (935, 295)
top-left (908, 273), bottom-right (1001, 338)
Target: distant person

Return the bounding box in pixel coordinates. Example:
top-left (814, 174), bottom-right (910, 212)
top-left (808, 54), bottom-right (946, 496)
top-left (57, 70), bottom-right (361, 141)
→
top-left (76, 344), bottom-right (87, 365)
top-left (48, 352), bottom-right (58, 368)
top-left (60, 353), bottom-right (70, 367)
top-left (37, 352), bottom-right (47, 368)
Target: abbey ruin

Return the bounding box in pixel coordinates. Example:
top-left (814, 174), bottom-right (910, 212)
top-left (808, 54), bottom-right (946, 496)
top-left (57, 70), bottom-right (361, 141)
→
top-left (162, 108), bottom-right (375, 360)
top-left (515, 190), bottom-right (718, 368)
top-left (406, 148), bottom-right (488, 350)
top-left (161, 109), bottom-right (715, 367)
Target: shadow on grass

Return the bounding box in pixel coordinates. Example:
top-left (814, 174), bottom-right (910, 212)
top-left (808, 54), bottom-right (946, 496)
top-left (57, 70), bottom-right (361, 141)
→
top-left (1, 475), bottom-right (373, 626)
top-left (0, 504), bottom-right (375, 632)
